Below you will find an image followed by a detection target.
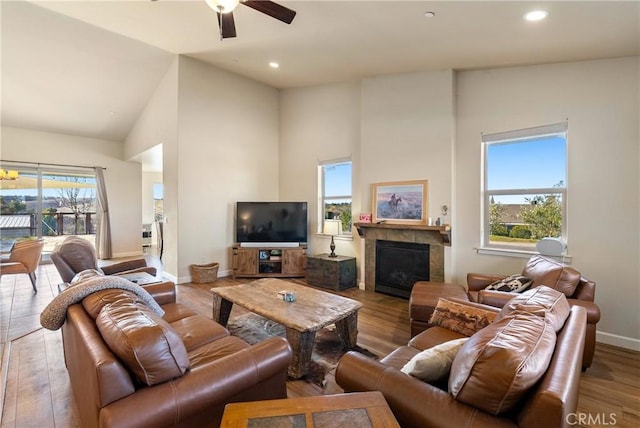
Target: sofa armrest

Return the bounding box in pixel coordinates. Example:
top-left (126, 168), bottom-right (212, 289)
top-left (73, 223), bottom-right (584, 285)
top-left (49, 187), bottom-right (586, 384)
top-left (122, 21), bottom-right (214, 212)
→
top-left (101, 259), bottom-right (157, 277)
top-left (99, 337), bottom-right (292, 428)
top-left (476, 289), bottom-right (515, 308)
top-left (141, 281), bottom-right (177, 305)
top-left (467, 273), bottom-right (506, 292)
top-left (567, 299), bottom-right (601, 324)
top-left (335, 351), bottom-right (516, 428)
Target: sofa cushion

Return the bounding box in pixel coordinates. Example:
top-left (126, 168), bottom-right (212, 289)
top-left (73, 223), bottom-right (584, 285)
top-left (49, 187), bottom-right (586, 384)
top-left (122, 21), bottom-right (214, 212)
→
top-left (96, 301), bottom-right (189, 386)
top-left (401, 337), bottom-right (469, 382)
top-left (485, 274), bottom-right (532, 293)
top-left (449, 311), bottom-right (556, 415)
top-left (429, 298), bottom-right (498, 336)
top-left (497, 286), bottom-right (571, 332)
top-left (522, 255), bottom-right (581, 297)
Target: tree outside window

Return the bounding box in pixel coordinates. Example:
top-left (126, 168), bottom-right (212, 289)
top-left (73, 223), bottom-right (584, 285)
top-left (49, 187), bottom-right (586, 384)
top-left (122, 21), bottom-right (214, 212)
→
top-left (319, 160), bottom-right (352, 234)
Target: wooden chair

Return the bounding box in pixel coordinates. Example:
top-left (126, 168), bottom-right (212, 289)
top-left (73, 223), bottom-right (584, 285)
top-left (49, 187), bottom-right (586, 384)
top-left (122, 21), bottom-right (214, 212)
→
top-left (0, 239), bottom-right (45, 293)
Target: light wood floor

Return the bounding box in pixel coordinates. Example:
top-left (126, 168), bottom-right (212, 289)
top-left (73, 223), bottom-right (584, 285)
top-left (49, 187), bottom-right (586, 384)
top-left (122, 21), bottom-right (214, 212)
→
top-left (1, 254), bottom-right (639, 427)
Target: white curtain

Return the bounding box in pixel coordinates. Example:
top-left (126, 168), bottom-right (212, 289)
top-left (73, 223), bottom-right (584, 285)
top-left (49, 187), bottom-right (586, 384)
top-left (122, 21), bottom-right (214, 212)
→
top-left (94, 167), bottom-right (112, 259)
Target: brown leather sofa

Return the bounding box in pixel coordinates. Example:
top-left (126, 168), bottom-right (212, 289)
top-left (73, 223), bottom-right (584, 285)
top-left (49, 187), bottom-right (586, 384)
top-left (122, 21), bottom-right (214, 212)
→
top-left (59, 279), bottom-right (292, 428)
top-left (466, 254), bottom-right (600, 369)
top-left (336, 287), bottom-right (587, 428)
top-left (51, 236), bottom-right (157, 283)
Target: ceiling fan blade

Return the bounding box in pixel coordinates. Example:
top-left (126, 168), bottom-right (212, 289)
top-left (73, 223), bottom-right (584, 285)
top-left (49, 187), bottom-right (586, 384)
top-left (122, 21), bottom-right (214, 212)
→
top-left (242, 1), bottom-right (296, 24)
top-left (217, 11), bottom-right (237, 39)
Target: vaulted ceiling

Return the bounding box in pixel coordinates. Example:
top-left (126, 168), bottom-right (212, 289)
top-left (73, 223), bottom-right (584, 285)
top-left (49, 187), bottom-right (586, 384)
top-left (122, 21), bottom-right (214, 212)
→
top-left (2, 1), bottom-right (639, 149)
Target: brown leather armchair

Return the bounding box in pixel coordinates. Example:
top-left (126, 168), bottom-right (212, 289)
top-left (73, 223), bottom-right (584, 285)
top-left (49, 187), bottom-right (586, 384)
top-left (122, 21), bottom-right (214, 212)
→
top-left (0, 239), bottom-right (44, 292)
top-left (50, 236), bottom-right (156, 283)
top-left (467, 254), bottom-right (600, 369)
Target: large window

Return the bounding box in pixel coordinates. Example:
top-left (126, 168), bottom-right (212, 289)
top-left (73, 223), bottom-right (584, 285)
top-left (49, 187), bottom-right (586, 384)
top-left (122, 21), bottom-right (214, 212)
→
top-left (0, 164), bottom-right (97, 253)
top-left (319, 159), bottom-right (352, 234)
top-left (482, 123), bottom-right (567, 251)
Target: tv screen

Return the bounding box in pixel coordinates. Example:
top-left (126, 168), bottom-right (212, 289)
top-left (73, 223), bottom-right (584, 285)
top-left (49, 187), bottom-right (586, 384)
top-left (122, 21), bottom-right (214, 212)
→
top-left (236, 202), bottom-right (308, 244)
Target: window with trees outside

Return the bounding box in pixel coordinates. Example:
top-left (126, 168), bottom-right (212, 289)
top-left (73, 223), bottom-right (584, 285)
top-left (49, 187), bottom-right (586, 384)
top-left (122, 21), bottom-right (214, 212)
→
top-left (482, 123), bottom-right (567, 251)
top-left (319, 159), bottom-right (352, 234)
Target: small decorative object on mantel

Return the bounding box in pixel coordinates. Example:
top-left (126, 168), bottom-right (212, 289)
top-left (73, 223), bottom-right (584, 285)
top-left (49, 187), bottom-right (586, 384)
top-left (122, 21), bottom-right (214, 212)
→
top-left (358, 213), bottom-right (372, 223)
top-left (441, 204), bottom-right (449, 226)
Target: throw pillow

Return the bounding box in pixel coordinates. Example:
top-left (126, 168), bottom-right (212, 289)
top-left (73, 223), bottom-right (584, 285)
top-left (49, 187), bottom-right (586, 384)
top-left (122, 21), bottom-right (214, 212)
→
top-left (485, 274), bottom-right (532, 293)
top-left (401, 337), bottom-right (469, 382)
top-left (429, 298), bottom-right (498, 336)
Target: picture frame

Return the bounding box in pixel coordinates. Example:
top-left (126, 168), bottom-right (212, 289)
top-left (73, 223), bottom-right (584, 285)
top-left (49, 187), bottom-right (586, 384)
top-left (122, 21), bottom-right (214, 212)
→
top-left (372, 180), bottom-right (428, 225)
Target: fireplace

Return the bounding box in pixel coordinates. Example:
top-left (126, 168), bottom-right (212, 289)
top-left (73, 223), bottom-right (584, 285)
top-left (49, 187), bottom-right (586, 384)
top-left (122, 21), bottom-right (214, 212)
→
top-left (375, 240), bottom-right (429, 299)
top-left (354, 222), bottom-right (450, 297)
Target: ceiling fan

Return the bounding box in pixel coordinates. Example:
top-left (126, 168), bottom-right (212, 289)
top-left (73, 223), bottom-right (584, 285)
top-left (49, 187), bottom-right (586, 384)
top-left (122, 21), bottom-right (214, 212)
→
top-left (204, 0), bottom-right (296, 40)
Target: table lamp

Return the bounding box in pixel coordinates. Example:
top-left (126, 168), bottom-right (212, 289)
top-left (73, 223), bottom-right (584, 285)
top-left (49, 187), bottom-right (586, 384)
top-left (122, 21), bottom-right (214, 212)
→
top-left (323, 219), bottom-right (341, 258)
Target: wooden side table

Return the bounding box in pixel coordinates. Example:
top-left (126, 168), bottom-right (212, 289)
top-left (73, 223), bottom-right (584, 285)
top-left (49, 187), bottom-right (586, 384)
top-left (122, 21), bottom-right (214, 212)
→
top-left (306, 253), bottom-right (356, 290)
top-left (220, 391), bottom-right (399, 427)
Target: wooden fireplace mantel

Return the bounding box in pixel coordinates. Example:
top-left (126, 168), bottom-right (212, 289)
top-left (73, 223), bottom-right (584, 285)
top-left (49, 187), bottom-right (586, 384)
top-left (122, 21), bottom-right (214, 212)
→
top-left (354, 222), bottom-right (451, 246)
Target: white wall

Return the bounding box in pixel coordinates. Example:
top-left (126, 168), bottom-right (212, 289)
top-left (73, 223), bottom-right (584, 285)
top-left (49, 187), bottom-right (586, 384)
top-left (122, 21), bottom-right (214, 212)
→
top-left (279, 57), bottom-right (639, 349)
top-left (174, 56), bottom-right (280, 282)
top-left (1, 126), bottom-right (144, 257)
top-left (360, 70), bottom-right (456, 281)
top-left (125, 59), bottom-right (178, 275)
top-left (279, 81), bottom-right (361, 257)
top-left (455, 57), bottom-right (640, 349)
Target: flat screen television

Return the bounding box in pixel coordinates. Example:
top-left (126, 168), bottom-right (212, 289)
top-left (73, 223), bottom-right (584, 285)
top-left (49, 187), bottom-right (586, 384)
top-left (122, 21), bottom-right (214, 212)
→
top-left (236, 202), bottom-right (308, 245)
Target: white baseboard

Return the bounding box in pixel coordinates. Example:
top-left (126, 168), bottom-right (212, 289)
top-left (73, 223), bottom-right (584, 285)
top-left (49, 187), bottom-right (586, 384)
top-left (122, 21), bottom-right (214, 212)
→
top-left (596, 331), bottom-right (640, 351)
top-left (111, 251), bottom-right (144, 258)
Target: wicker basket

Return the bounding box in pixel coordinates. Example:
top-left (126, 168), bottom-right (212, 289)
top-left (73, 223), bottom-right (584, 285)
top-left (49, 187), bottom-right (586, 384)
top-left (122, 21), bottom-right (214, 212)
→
top-left (190, 262), bottom-right (219, 284)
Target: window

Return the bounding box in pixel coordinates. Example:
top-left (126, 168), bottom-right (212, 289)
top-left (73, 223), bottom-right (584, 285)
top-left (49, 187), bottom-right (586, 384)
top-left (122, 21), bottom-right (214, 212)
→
top-left (0, 164), bottom-right (97, 253)
top-left (319, 159), bottom-right (352, 234)
top-left (482, 123), bottom-right (567, 251)
top-left (153, 183), bottom-right (164, 222)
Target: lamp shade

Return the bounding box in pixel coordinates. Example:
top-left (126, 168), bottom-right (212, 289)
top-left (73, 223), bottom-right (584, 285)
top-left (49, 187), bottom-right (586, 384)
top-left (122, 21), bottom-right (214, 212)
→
top-left (323, 219), bottom-right (341, 236)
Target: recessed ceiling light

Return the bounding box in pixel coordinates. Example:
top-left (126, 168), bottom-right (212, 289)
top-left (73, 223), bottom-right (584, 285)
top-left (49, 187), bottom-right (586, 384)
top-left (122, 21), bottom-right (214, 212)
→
top-left (424, 11), bottom-right (435, 18)
top-left (524, 10), bottom-right (549, 21)
top-left (269, 62), bottom-right (279, 69)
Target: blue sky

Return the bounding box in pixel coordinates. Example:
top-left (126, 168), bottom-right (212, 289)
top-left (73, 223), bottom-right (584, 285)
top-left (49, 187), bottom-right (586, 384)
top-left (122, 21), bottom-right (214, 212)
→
top-left (323, 136), bottom-right (565, 204)
top-left (487, 136), bottom-right (566, 190)
top-left (324, 162), bottom-right (352, 197)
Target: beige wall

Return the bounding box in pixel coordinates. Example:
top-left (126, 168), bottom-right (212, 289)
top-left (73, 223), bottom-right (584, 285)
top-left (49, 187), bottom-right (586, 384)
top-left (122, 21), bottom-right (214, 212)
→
top-left (279, 81), bottom-right (361, 258)
top-left (173, 56), bottom-right (280, 282)
top-left (125, 59), bottom-right (179, 275)
top-left (1, 126), bottom-right (144, 257)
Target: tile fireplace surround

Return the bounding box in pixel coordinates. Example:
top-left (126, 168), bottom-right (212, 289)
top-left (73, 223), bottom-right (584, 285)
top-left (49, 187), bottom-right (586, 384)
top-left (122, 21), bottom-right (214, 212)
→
top-left (354, 222), bottom-right (451, 293)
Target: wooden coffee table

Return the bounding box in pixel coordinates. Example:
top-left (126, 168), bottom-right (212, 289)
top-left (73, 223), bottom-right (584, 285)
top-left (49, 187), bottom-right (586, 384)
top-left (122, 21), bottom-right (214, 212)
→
top-left (211, 278), bottom-right (363, 379)
top-left (220, 391), bottom-right (400, 427)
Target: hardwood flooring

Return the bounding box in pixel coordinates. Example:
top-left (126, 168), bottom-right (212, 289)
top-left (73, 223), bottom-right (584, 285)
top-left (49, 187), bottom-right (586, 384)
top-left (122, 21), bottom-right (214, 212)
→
top-left (1, 255), bottom-right (638, 427)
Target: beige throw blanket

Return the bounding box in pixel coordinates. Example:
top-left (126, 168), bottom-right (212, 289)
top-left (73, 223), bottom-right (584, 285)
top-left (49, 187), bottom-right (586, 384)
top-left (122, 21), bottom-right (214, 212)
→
top-left (40, 275), bottom-right (164, 330)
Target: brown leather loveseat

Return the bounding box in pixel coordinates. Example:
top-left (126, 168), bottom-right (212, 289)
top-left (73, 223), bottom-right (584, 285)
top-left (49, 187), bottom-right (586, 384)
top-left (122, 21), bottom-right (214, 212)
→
top-left (466, 254), bottom-right (600, 369)
top-left (42, 275), bottom-right (292, 428)
top-left (336, 287), bottom-right (586, 428)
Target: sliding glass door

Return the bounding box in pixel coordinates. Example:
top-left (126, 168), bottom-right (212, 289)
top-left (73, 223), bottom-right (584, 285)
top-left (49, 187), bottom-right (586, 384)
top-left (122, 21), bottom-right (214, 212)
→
top-left (0, 164), bottom-right (97, 254)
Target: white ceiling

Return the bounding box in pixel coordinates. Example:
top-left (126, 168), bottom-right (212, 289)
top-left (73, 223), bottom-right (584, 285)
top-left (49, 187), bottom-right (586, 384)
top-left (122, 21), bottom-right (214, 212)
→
top-left (2, 0), bottom-right (639, 170)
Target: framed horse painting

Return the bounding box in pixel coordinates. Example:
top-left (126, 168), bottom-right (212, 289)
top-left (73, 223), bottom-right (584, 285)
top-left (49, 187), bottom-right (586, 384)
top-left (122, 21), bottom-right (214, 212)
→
top-left (372, 180), bottom-right (428, 225)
